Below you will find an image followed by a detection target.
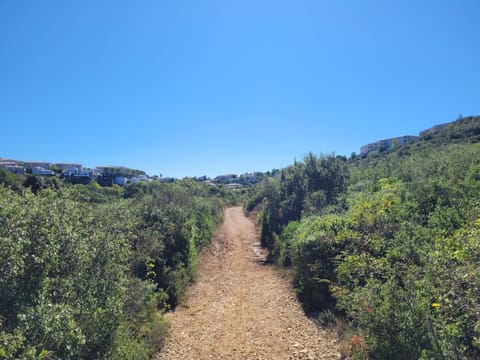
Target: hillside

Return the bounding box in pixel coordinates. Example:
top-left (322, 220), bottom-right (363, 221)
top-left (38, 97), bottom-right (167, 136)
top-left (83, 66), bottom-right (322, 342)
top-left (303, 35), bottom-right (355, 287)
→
top-left (247, 115), bottom-right (480, 359)
top-left (418, 115), bottom-right (480, 145)
top-left (1, 115), bottom-right (478, 359)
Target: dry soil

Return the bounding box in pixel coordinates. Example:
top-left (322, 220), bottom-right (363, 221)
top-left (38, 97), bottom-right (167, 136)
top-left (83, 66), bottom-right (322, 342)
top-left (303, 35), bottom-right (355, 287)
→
top-left (156, 207), bottom-right (340, 360)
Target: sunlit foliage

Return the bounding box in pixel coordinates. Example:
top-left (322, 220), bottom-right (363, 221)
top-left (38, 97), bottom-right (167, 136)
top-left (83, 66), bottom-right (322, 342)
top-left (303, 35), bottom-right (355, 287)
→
top-left (248, 117), bottom-right (480, 359)
top-left (0, 180), bottom-right (224, 359)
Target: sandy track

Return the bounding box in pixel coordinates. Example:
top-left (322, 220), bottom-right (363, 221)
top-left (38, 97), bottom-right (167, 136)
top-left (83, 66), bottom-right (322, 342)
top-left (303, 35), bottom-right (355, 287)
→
top-left (156, 207), bottom-right (340, 360)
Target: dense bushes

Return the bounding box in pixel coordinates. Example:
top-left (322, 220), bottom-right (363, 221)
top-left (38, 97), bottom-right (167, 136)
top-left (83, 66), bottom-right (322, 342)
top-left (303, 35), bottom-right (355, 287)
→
top-left (248, 121), bottom-right (480, 359)
top-left (0, 180), bottom-right (224, 359)
top-left (247, 153), bottom-right (348, 250)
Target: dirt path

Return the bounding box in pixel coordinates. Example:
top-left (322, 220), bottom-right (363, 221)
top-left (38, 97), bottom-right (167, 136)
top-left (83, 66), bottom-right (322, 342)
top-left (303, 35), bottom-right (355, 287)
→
top-left (156, 207), bottom-right (340, 360)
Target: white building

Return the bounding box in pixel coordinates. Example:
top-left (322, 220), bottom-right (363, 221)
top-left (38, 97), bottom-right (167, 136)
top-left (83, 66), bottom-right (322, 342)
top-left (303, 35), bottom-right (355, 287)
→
top-left (32, 167), bottom-right (54, 176)
top-left (114, 176), bottom-right (128, 186)
top-left (360, 135), bottom-right (418, 155)
top-left (242, 173), bottom-right (257, 183)
top-left (54, 163), bottom-right (82, 172)
top-left (129, 175), bottom-right (152, 184)
top-left (0, 159), bottom-right (26, 174)
top-left (3, 165), bottom-right (26, 174)
top-left (25, 161), bottom-right (51, 170)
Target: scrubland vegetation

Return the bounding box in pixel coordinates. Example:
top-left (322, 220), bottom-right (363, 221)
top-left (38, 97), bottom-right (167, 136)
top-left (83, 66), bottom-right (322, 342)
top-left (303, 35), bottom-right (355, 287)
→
top-left (246, 116), bottom-right (480, 359)
top-left (0, 179), bottom-right (225, 359)
top-left (1, 116), bottom-right (479, 359)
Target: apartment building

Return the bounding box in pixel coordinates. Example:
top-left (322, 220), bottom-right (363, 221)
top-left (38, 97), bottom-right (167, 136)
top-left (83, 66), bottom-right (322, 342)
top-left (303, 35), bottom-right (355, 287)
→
top-left (360, 135), bottom-right (418, 155)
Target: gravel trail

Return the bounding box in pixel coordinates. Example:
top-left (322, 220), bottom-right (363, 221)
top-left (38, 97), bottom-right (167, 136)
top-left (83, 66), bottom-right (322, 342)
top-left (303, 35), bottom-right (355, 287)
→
top-left (156, 207), bottom-right (340, 360)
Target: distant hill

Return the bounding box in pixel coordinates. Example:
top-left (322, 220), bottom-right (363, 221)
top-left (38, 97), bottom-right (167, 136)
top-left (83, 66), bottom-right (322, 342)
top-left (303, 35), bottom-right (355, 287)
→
top-left (248, 114), bottom-right (480, 359)
top-left (356, 116), bottom-right (480, 163)
top-left (418, 115), bottom-right (480, 146)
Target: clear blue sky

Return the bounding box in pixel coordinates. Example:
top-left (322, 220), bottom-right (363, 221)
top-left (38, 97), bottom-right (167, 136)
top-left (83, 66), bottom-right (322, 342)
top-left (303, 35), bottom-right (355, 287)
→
top-left (1, 1), bottom-right (479, 178)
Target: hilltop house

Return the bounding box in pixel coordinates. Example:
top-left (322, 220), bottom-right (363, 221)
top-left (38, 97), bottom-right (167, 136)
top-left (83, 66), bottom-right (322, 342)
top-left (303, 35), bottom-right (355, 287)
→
top-left (32, 167), bottom-right (54, 176)
top-left (114, 176), bottom-right (128, 186)
top-left (215, 174), bottom-right (237, 183)
top-left (25, 161), bottom-right (51, 170)
top-left (3, 165), bottom-right (26, 174)
top-left (63, 167), bottom-right (95, 184)
top-left (0, 159), bottom-right (26, 174)
top-left (360, 135), bottom-right (418, 155)
top-left (129, 175), bottom-right (152, 184)
top-left (54, 163), bottom-right (83, 172)
top-left (241, 173), bottom-right (257, 184)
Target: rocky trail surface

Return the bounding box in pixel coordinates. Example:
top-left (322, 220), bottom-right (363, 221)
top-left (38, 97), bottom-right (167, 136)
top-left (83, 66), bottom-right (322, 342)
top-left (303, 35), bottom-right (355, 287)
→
top-left (156, 207), bottom-right (340, 360)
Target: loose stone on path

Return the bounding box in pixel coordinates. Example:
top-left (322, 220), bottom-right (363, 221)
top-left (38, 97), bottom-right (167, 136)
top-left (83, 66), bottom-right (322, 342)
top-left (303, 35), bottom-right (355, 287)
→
top-left (156, 207), bottom-right (340, 360)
